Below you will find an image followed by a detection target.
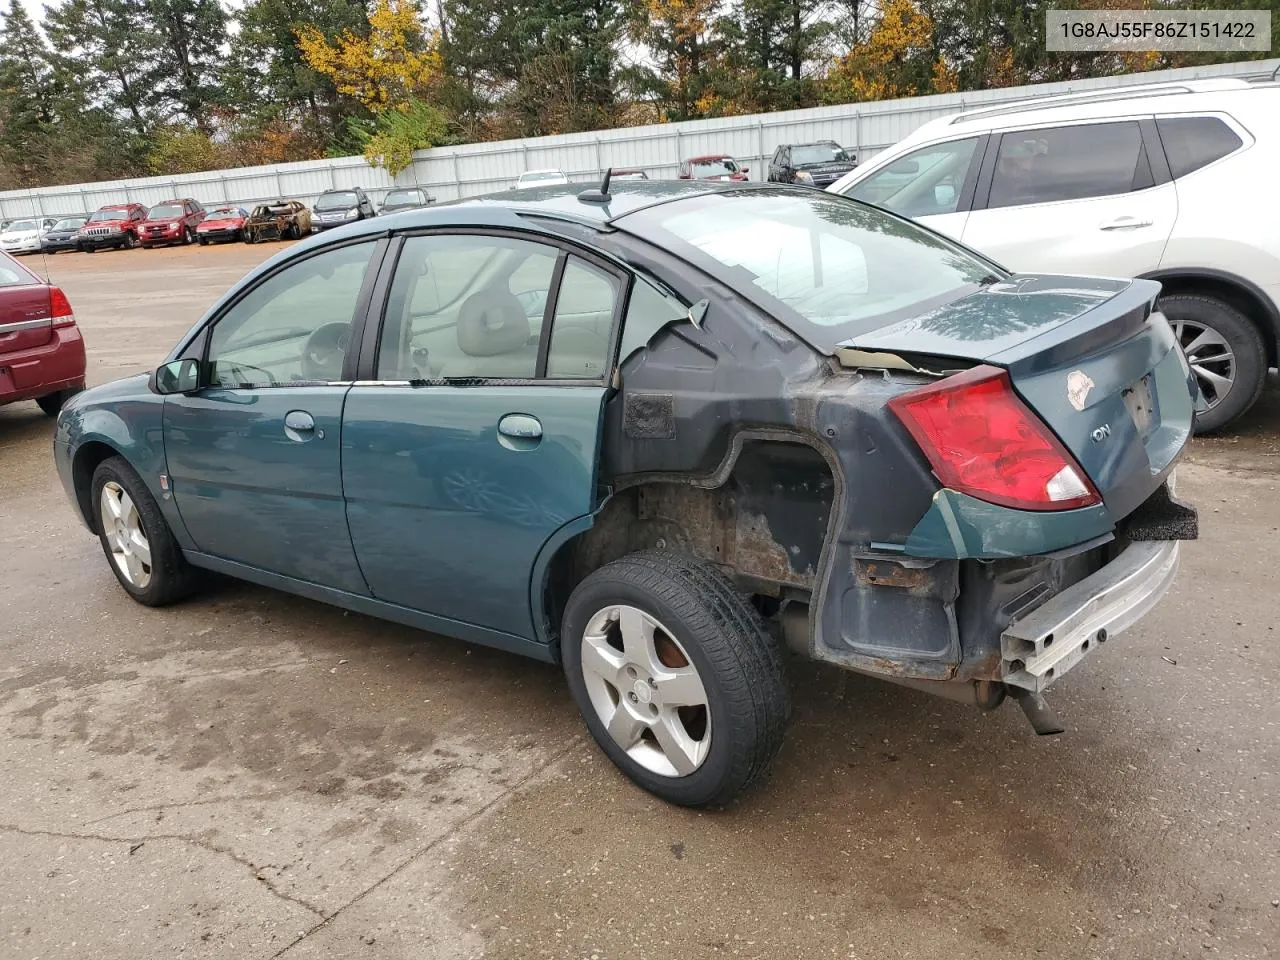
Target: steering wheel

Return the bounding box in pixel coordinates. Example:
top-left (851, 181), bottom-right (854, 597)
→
top-left (301, 322), bottom-right (352, 381)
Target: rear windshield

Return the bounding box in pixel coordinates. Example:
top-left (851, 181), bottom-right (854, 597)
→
top-left (54, 217), bottom-right (86, 230)
top-left (5, 219), bottom-right (37, 232)
top-left (385, 189), bottom-right (424, 203)
top-left (314, 191), bottom-right (357, 210)
top-left (0, 257), bottom-right (37, 287)
top-left (791, 143), bottom-right (850, 165)
top-left (148, 204), bottom-right (184, 218)
top-left (87, 209), bottom-right (126, 222)
top-left (692, 159), bottom-right (739, 177)
top-left (520, 172), bottom-right (564, 183)
top-left (617, 188), bottom-right (996, 353)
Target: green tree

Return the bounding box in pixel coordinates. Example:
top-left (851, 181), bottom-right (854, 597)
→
top-left (0, 0), bottom-right (61, 183)
top-left (144, 0), bottom-right (230, 133)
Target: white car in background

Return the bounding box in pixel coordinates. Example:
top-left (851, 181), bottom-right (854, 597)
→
top-left (516, 169), bottom-right (569, 188)
top-left (0, 217), bottom-right (58, 256)
top-left (828, 77), bottom-right (1280, 432)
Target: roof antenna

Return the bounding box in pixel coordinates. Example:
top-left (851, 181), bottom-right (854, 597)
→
top-left (578, 168), bottom-right (613, 204)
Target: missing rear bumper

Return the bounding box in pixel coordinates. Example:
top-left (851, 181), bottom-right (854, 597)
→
top-left (1001, 540), bottom-right (1180, 693)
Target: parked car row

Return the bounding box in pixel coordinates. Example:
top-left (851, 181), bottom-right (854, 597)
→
top-left (0, 187), bottom-right (437, 256)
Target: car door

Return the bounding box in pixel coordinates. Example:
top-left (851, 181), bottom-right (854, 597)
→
top-left (961, 120), bottom-right (1177, 278)
top-left (836, 135), bottom-right (987, 242)
top-left (342, 231), bottom-right (622, 642)
top-left (163, 239), bottom-right (381, 593)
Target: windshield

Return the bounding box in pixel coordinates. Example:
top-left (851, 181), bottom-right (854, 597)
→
top-left (148, 204), bottom-right (184, 219)
top-left (6, 219), bottom-right (37, 232)
top-left (385, 190), bottom-right (422, 204)
top-left (791, 143), bottom-right (849, 166)
top-left (88, 209), bottom-right (125, 222)
top-left (692, 159), bottom-right (739, 177)
top-left (617, 189), bottom-right (996, 352)
top-left (315, 191), bottom-right (357, 210)
top-left (209, 208), bottom-right (243, 218)
top-left (54, 217), bottom-right (86, 230)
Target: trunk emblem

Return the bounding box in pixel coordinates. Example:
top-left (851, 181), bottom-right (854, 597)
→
top-left (1067, 370), bottom-right (1095, 411)
top-left (1091, 424), bottom-right (1112, 443)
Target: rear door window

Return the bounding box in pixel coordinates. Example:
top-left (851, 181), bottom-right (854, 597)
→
top-left (988, 122), bottom-right (1153, 209)
top-left (1156, 116), bottom-right (1243, 179)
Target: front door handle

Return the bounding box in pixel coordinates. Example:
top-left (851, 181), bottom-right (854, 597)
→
top-left (1099, 216), bottom-right (1154, 231)
top-left (497, 413), bottom-right (542, 450)
top-left (284, 410), bottom-right (316, 442)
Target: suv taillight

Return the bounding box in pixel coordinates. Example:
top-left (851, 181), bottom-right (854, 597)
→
top-left (49, 286), bottom-right (76, 327)
top-left (887, 365), bottom-right (1099, 512)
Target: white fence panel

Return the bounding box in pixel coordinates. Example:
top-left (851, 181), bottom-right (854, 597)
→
top-left (1, 57), bottom-right (1275, 218)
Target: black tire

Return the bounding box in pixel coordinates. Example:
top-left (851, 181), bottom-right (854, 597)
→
top-left (90, 456), bottom-right (199, 606)
top-left (183, 227), bottom-right (194, 244)
top-left (83, 244), bottom-right (96, 253)
top-left (244, 231), bottom-right (256, 244)
top-left (122, 232), bottom-right (138, 249)
top-left (198, 236), bottom-right (207, 245)
top-left (1159, 293), bottom-right (1267, 434)
top-left (561, 550), bottom-right (790, 807)
top-left (36, 387), bottom-right (78, 416)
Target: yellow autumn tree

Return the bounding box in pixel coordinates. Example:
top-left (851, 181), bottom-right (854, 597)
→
top-left (297, 0), bottom-right (443, 113)
top-left (825, 0), bottom-right (955, 103)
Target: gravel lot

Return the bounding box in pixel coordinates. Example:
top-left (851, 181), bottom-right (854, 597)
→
top-left (2, 243), bottom-right (1278, 959)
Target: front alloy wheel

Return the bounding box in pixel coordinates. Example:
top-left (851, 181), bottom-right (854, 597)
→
top-left (99, 481), bottom-right (152, 589)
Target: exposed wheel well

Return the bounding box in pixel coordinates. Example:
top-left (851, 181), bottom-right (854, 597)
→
top-left (1151, 270), bottom-right (1280, 368)
top-left (540, 439), bottom-right (836, 649)
top-left (71, 441), bottom-right (120, 533)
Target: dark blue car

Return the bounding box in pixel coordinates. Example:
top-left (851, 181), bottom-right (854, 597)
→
top-left (54, 179), bottom-right (1198, 806)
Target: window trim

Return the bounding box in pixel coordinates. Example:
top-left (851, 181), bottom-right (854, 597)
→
top-left (973, 118), bottom-right (1167, 211)
top-left (191, 235), bottom-right (390, 390)
top-left (356, 226), bottom-right (632, 387)
top-left (844, 133), bottom-right (990, 215)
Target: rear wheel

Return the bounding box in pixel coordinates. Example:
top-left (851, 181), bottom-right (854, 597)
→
top-left (561, 550), bottom-right (790, 807)
top-left (1160, 293), bottom-right (1266, 434)
top-left (91, 457), bottom-right (199, 606)
top-left (36, 387), bottom-right (79, 416)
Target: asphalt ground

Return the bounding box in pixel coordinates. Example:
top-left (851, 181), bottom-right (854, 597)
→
top-left (1, 242), bottom-right (1277, 959)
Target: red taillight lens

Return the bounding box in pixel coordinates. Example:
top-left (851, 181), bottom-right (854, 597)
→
top-left (887, 365), bottom-right (1100, 512)
top-left (49, 286), bottom-right (76, 327)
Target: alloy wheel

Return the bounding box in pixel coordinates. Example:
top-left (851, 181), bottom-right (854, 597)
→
top-left (1173, 318), bottom-right (1235, 410)
top-left (99, 481), bottom-right (152, 588)
top-left (580, 604), bottom-right (711, 777)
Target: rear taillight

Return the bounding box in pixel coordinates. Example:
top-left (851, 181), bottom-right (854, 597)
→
top-left (49, 286), bottom-right (76, 327)
top-left (887, 365), bottom-right (1099, 512)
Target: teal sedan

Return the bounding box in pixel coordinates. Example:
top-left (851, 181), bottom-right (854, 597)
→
top-left (55, 179), bottom-right (1199, 806)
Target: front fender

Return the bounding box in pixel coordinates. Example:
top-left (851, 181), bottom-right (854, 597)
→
top-left (56, 376), bottom-right (193, 548)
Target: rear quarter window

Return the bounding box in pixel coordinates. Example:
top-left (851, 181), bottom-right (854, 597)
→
top-left (0, 255), bottom-right (37, 287)
top-left (1156, 116), bottom-right (1244, 179)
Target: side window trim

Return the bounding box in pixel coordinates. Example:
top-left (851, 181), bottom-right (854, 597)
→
top-left (357, 226), bottom-right (631, 385)
top-left (956, 133), bottom-right (991, 212)
top-left (1138, 118), bottom-right (1171, 184)
top-left (195, 235), bottom-right (390, 387)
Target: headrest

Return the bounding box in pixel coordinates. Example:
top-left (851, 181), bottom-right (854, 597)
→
top-left (457, 289), bottom-right (530, 357)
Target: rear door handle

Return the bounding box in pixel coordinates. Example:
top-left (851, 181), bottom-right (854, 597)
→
top-left (284, 410), bottom-right (316, 442)
top-left (1099, 216), bottom-right (1154, 231)
top-left (497, 413), bottom-right (542, 449)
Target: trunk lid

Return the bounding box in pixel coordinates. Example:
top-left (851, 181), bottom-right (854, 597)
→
top-left (0, 280), bottom-right (53, 353)
top-left (839, 275), bottom-right (1197, 520)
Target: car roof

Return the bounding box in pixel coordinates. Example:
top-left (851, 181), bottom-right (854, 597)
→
top-left (786, 140), bottom-right (841, 147)
top-left (688, 154), bottom-right (732, 162)
top-left (901, 78), bottom-right (1274, 145)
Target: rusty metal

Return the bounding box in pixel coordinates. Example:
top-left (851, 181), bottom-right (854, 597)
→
top-left (854, 558), bottom-right (931, 589)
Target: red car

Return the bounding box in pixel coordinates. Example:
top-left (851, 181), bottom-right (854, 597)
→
top-left (195, 206), bottom-right (249, 244)
top-left (678, 155), bottom-right (750, 181)
top-left (0, 250), bottom-right (86, 415)
top-left (77, 203), bottom-right (148, 252)
top-left (139, 198), bottom-right (206, 248)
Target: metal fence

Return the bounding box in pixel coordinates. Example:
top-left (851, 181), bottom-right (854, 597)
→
top-left (1, 58), bottom-right (1276, 220)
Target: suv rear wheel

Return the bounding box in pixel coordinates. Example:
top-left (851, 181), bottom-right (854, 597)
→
top-left (561, 550), bottom-right (790, 807)
top-left (1160, 294), bottom-right (1266, 434)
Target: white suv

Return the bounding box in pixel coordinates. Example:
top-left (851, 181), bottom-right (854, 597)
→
top-left (828, 77), bottom-right (1280, 432)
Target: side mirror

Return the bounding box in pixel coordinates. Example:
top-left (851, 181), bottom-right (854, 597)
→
top-left (741, 167), bottom-right (750, 174)
top-left (934, 184), bottom-right (957, 207)
top-left (153, 358), bottom-right (201, 395)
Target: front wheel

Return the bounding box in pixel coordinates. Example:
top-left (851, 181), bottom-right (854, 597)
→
top-left (184, 227), bottom-right (195, 244)
top-left (1160, 293), bottom-right (1266, 434)
top-left (91, 457), bottom-right (199, 606)
top-left (122, 232), bottom-right (138, 249)
top-left (561, 551), bottom-right (790, 807)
